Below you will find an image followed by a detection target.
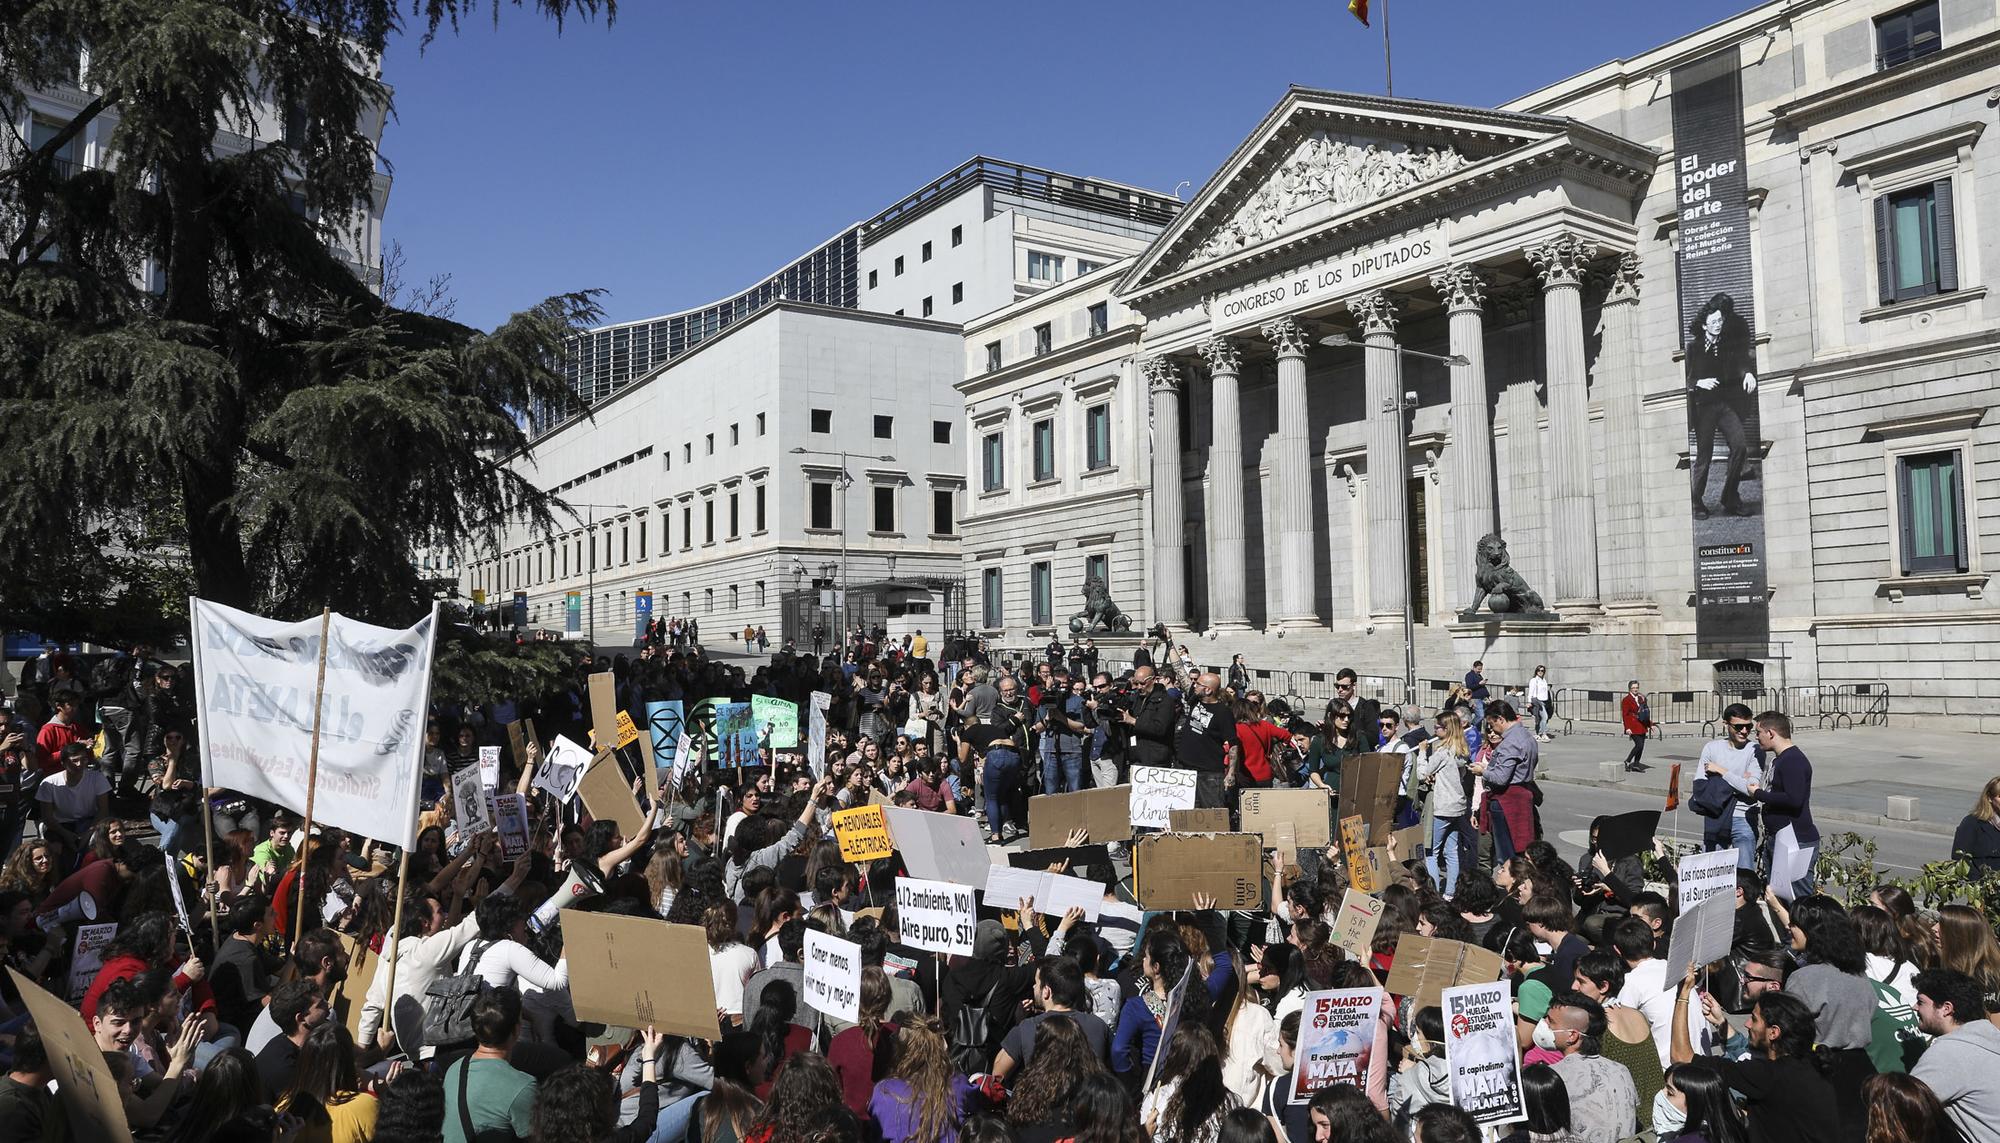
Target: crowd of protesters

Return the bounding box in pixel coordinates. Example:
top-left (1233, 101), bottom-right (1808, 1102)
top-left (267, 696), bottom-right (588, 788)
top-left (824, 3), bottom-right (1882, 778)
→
top-left (0, 631), bottom-right (1998, 1143)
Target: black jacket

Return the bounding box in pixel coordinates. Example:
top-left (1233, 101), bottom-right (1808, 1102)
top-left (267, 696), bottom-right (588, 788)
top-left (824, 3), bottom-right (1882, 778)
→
top-left (1128, 687), bottom-right (1178, 767)
top-left (1953, 815), bottom-right (2000, 876)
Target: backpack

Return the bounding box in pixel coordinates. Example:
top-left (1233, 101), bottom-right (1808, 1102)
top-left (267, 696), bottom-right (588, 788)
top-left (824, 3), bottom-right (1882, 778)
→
top-left (423, 939), bottom-right (494, 1048)
top-left (949, 974), bottom-right (1005, 1076)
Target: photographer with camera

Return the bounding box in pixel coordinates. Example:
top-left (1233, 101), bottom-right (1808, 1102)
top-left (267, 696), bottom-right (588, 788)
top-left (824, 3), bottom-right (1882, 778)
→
top-left (1035, 667), bottom-right (1089, 796)
top-left (1120, 664), bottom-right (1178, 771)
top-left (1085, 671), bottom-right (1124, 790)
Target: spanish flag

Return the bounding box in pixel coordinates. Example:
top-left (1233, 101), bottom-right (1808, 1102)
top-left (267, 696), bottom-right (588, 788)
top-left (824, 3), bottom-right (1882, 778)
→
top-left (1349, 0), bottom-right (1369, 25)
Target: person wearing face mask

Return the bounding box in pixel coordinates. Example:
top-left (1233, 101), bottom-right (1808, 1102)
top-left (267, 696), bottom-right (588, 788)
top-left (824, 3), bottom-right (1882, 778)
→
top-left (1673, 967), bottom-right (1841, 1143)
top-left (1654, 1060), bottom-right (1751, 1143)
top-left (1536, 994), bottom-right (1639, 1143)
top-left (1570, 952), bottom-right (1663, 1133)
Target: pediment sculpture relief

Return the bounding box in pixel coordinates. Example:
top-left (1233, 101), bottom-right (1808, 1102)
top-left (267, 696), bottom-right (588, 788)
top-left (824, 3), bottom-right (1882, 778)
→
top-left (1180, 133), bottom-right (1469, 269)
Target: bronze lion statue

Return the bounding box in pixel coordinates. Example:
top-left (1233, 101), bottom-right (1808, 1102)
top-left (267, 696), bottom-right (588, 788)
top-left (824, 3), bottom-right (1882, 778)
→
top-left (1068, 575), bottom-right (1134, 634)
top-left (1473, 533), bottom-right (1548, 614)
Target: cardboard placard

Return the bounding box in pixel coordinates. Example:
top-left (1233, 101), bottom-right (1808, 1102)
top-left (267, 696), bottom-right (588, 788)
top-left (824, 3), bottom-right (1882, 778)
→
top-left (614, 710), bottom-right (642, 749)
top-left (833, 805), bottom-right (894, 864)
top-left (1129, 766), bottom-right (1197, 830)
top-left (1342, 753), bottom-right (1403, 841)
top-left (895, 876), bottom-right (977, 956)
top-left (8, 967), bottom-right (133, 1143)
top-left (1339, 815), bottom-right (1370, 885)
top-left (588, 671), bottom-right (620, 752)
top-left (1169, 807), bottom-right (1232, 832)
top-left (561, 910), bottom-right (721, 1035)
top-left (803, 929), bottom-right (862, 1023)
top-left (883, 806), bottom-right (991, 887)
top-left (1331, 889), bottom-right (1387, 958)
top-left (578, 752), bottom-right (646, 840)
top-left (1239, 787), bottom-right (1332, 848)
top-left (506, 719), bottom-right (530, 771)
top-left (1383, 934), bottom-right (1505, 1012)
top-left (1028, 785), bottom-right (1133, 848)
top-left (1133, 832), bottom-right (1263, 910)
top-left (337, 932), bottom-right (381, 1040)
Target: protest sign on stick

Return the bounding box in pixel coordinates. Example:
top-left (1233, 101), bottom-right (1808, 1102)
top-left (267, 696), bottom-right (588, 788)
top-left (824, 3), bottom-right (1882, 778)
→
top-left (1129, 766), bottom-right (1197, 830)
top-left (803, 929), bottom-right (863, 1023)
top-left (9, 968), bottom-right (133, 1143)
top-left (1443, 980), bottom-right (1526, 1125)
top-left (895, 877), bottom-right (976, 956)
top-left (833, 805), bottom-right (894, 864)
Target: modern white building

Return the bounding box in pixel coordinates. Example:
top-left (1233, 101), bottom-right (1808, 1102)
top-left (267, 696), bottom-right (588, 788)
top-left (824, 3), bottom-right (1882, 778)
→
top-left (957, 263), bottom-right (1154, 641)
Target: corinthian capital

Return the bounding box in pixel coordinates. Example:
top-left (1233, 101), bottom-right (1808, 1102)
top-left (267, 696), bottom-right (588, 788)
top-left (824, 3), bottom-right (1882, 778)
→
top-left (1141, 356), bottom-right (1183, 394)
top-left (1346, 291), bottom-right (1399, 339)
top-left (1429, 264), bottom-right (1487, 313)
top-left (1606, 252), bottom-right (1642, 304)
top-left (1260, 316), bottom-right (1312, 359)
top-left (1527, 234), bottom-right (1598, 290)
top-left (1198, 336), bottom-right (1242, 376)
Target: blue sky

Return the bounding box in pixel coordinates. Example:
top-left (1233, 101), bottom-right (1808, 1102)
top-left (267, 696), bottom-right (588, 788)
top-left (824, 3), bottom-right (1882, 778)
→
top-left (382, 1), bottom-right (1756, 333)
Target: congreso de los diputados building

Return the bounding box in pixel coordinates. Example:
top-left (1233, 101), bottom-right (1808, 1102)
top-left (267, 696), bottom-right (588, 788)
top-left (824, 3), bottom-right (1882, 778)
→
top-left (957, 0), bottom-right (2000, 727)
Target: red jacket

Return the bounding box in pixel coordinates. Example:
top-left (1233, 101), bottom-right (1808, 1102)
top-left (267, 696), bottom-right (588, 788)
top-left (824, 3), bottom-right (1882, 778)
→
top-left (1620, 693), bottom-right (1652, 736)
top-left (1235, 719), bottom-right (1288, 784)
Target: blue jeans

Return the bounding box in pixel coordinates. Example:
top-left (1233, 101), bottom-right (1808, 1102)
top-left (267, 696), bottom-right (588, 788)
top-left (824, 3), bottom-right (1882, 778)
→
top-left (1729, 812), bottom-right (1758, 871)
top-left (648, 1092), bottom-right (703, 1143)
top-left (1041, 739), bottom-right (1082, 795)
top-left (1427, 814), bottom-right (1467, 897)
top-left (983, 747), bottom-right (1021, 837)
top-left (1529, 700), bottom-right (1548, 737)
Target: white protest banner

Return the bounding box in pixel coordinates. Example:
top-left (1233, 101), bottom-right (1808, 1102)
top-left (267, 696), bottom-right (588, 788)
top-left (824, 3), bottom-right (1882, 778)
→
top-left (803, 928), bottom-right (863, 1023)
top-left (453, 766), bottom-right (492, 838)
top-left (190, 598), bottom-right (437, 849)
top-left (68, 922), bottom-right (119, 1002)
top-left (1676, 849), bottom-right (1739, 910)
top-left (478, 746), bottom-right (502, 789)
top-left (494, 792), bottom-right (532, 861)
top-left (1129, 765), bottom-right (1197, 830)
top-left (982, 866), bottom-right (1103, 922)
top-left (807, 690), bottom-right (832, 779)
top-left (895, 876), bottom-right (976, 956)
top-left (1443, 980), bottom-right (1525, 1125)
top-left (537, 735), bottom-right (590, 803)
top-left (1292, 987), bottom-right (1385, 1103)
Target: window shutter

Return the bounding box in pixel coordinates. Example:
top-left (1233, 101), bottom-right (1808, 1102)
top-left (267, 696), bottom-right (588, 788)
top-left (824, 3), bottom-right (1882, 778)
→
top-left (1896, 458), bottom-right (1915, 575)
top-left (1951, 450), bottom-right (1970, 574)
top-left (1874, 195), bottom-right (1896, 304)
top-left (1932, 177), bottom-right (1959, 293)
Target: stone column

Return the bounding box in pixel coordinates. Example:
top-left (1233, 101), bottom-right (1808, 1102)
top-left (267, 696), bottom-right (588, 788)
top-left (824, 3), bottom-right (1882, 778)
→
top-left (1200, 336), bottom-right (1250, 629)
top-left (1595, 254), bottom-right (1653, 610)
top-left (1261, 316), bottom-right (1318, 627)
top-left (1143, 357), bottom-right (1188, 628)
top-left (1528, 234), bottom-right (1602, 612)
top-left (1430, 265), bottom-right (1497, 612)
top-left (1348, 292), bottom-right (1407, 623)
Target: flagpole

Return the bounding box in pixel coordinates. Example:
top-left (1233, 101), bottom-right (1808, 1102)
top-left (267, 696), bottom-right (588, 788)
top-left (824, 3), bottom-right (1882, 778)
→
top-left (1382, 0), bottom-right (1393, 97)
top-left (379, 846), bottom-right (411, 1053)
top-left (294, 606), bottom-right (332, 952)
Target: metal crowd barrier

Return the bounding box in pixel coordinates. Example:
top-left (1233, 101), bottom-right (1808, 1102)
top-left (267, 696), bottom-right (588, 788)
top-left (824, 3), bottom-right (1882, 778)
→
top-left (1819, 683), bottom-right (1890, 729)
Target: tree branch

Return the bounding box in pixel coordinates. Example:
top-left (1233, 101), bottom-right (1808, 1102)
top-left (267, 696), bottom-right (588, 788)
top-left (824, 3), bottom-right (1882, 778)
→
top-left (0, 88), bottom-right (120, 186)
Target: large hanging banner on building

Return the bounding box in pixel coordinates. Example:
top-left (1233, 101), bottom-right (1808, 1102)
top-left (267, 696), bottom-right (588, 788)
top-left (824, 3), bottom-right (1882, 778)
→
top-left (190, 599), bottom-right (437, 849)
top-left (1672, 47), bottom-right (1768, 659)
top-left (565, 591), bottom-right (583, 638)
top-left (634, 590), bottom-right (653, 646)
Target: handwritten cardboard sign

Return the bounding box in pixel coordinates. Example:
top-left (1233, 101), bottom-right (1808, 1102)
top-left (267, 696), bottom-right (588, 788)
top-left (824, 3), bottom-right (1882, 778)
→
top-left (1239, 787), bottom-right (1332, 848)
top-left (1130, 765), bottom-right (1197, 830)
top-left (1331, 889), bottom-right (1388, 958)
top-left (562, 910), bottom-right (720, 1035)
top-left (1342, 752), bottom-right (1403, 841)
top-left (896, 876), bottom-right (976, 956)
top-left (803, 929), bottom-right (863, 1023)
top-left (752, 695), bottom-right (800, 750)
top-left (833, 804), bottom-right (894, 864)
top-left (1169, 807), bottom-right (1232, 832)
top-left (614, 710), bottom-right (642, 749)
top-left (578, 751), bottom-right (646, 841)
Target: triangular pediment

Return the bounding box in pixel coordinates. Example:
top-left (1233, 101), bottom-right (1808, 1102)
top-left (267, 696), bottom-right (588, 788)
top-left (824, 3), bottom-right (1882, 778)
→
top-left (1117, 88), bottom-right (1583, 296)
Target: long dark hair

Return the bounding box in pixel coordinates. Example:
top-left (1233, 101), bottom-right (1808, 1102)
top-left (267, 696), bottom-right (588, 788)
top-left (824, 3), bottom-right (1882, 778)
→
top-left (1520, 1064), bottom-right (1571, 1135)
top-left (1068, 1071), bottom-right (1144, 1143)
top-left (164, 1049), bottom-right (267, 1143)
top-left (291, 1020), bottom-right (360, 1103)
top-left (1153, 1024), bottom-right (1227, 1142)
top-left (754, 1051), bottom-right (844, 1140)
top-left (371, 1067), bottom-right (444, 1143)
top-left (529, 1065), bottom-right (617, 1143)
top-left (1009, 1015), bottom-right (1100, 1125)
top-left (702, 1031), bottom-right (765, 1143)
top-left (747, 979), bottom-right (800, 1072)
top-left (1790, 895), bottom-right (1867, 975)
top-left (1666, 1060), bottom-right (1749, 1143)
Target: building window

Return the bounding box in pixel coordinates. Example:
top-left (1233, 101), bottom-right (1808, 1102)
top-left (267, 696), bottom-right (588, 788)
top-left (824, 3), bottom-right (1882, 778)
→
top-left (952, 282), bottom-right (963, 305)
top-left (704, 500), bottom-right (715, 544)
top-left (1077, 259), bottom-right (1101, 276)
top-left (985, 342), bottom-right (1002, 373)
top-left (921, 240), bottom-right (933, 262)
top-left (922, 296), bottom-right (934, 317)
top-left (982, 433), bottom-right (1005, 492)
top-left (1033, 323), bottom-right (1052, 356)
top-left (705, 433), bottom-right (714, 455)
top-left (874, 414), bottom-right (893, 439)
top-left (1086, 404), bottom-right (1112, 470)
top-left (729, 423), bottom-right (739, 446)
top-left (1088, 302), bottom-right (1109, 336)
top-left (951, 224), bottom-right (963, 247)
top-left (620, 526), bottom-right (629, 564)
top-left (682, 507), bottom-right (692, 550)
top-left (1030, 562), bottom-right (1052, 627)
top-left (1027, 251), bottom-right (1063, 283)
top-left (1898, 450), bottom-right (1966, 574)
top-left (1875, 180), bottom-right (1957, 304)
top-left (810, 481), bottom-right (834, 529)
top-left (1876, 2), bottom-right (1941, 69)
top-left (894, 255), bottom-right (905, 276)
top-left (982, 568), bottom-right (1003, 628)
top-left (1085, 553), bottom-right (1108, 588)
top-left (730, 585), bottom-right (739, 611)
top-left (705, 587), bottom-right (713, 613)
top-left (728, 492), bottom-right (740, 538)
top-left (684, 442), bottom-right (692, 463)
top-left (663, 451), bottom-right (671, 472)
top-left (561, 544), bottom-right (569, 578)
top-left (868, 269), bottom-right (878, 289)
top-left (754, 484), bottom-right (767, 532)
top-left (811, 408), bottom-right (832, 433)
top-left (1032, 419), bottom-right (1056, 482)
top-left (756, 412), bottom-right (766, 436)
top-left (933, 489), bottom-right (954, 536)
top-left (756, 582), bottom-right (767, 608)
top-left (873, 485), bottom-right (896, 532)
top-left (933, 420), bottom-right (952, 444)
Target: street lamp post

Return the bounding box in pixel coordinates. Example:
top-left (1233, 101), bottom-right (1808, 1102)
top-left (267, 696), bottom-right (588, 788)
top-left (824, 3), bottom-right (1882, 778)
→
top-left (1317, 334), bottom-right (1468, 708)
top-left (790, 447), bottom-right (895, 648)
top-left (565, 501), bottom-right (629, 649)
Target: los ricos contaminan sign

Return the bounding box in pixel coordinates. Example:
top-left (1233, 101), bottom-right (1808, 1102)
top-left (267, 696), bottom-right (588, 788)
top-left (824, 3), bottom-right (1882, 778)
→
top-left (1209, 226), bottom-right (1448, 335)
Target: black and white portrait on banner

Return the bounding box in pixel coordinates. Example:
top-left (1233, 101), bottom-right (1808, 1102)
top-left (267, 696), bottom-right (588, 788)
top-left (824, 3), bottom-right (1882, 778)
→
top-left (1672, 47), bottom-right (1770, 658)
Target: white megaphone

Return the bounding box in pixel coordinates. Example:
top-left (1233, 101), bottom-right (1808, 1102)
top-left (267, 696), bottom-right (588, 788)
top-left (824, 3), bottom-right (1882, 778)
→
top-left (530, 862), bottom-right (604, 932)
top-left (37, 892), bottom-right (97, 931)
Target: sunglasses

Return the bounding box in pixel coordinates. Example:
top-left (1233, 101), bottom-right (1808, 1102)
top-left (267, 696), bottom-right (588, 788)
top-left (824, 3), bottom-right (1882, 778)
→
top-left (1727, 721), bottom-right (1753, 731)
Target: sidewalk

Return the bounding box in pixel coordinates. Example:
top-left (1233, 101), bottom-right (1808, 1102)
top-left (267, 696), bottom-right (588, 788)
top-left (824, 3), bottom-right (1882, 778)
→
top-left (1531, 724), bottom-right (1985, 839)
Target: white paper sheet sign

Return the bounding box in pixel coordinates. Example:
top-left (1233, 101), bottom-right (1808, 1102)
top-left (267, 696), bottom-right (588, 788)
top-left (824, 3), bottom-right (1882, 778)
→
top-left (896, 876), bottom-right (976, 956)
top-left (1442, 980), bottom-right (1525, 1125)
top-left (1676, 849), bottom-right (1739, 910)
top-left (1291, 987), bottom-right (1385, 1103)
top-left (453, 766), bottom-right (492, 838)
top-left (478, 746), bottom-right (501, 789)
top-left (538, 735), bottom-right (590, 803)
top-left (982, 866), bottom-right (1103, 922)
top-left (1129, 765), bottom-right (1197, 830)
top-left (803, 929), bottom-right (862, 1023)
